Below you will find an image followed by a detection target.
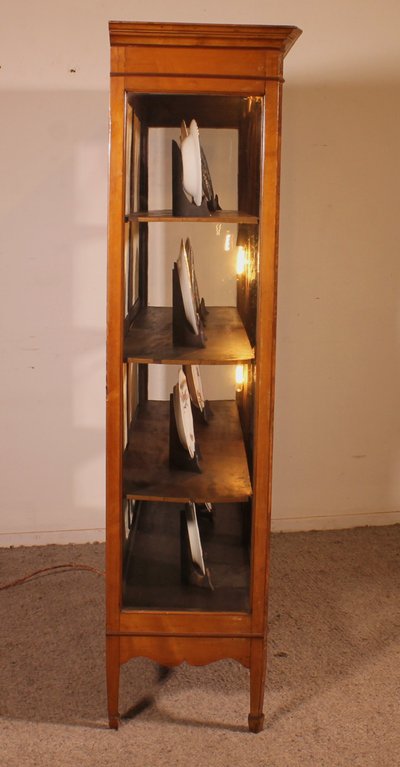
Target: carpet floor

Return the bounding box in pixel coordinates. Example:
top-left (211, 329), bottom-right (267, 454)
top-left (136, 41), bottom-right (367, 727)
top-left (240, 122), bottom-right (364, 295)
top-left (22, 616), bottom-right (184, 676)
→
top-left (0, 524), bottom-right (399, 767)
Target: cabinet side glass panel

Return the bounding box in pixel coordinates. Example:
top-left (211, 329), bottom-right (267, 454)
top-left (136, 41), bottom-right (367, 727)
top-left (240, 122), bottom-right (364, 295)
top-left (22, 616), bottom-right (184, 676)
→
top-left (122, 501), bottom-right (250, 612)
top-left (121, 93), bottom-right (261, 612)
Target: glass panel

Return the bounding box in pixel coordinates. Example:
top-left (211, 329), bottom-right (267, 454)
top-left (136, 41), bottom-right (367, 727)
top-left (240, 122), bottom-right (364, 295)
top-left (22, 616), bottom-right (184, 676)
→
top-left (122, 501), bottom-right (250, 612)
top-left (124, 102), bottom-right (133, 216)
top-left (148, 222), bottom-right (238, 308)
top-left (121, 93), bottom-right (262, 611)
top-left (148, 127), bottom-right (238, 211)
top-left (123, 362), bottom-right (139, 449)
top-left (124, 222), bottom-right (140, 319)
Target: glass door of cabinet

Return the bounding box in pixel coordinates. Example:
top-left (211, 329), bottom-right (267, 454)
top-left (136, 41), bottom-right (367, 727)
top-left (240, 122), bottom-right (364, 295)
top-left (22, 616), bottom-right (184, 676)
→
top-left (121, 93), bottom-right (262, 612)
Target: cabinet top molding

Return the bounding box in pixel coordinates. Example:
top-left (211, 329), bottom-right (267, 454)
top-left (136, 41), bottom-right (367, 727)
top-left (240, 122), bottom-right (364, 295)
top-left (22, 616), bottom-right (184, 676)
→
top-left (109, 21), bottom-right (302, 57)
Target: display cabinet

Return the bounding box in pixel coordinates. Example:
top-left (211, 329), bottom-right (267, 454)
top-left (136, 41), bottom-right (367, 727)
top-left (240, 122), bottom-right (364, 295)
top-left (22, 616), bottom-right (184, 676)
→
top-left (106, 21), bottom-right (301, 732)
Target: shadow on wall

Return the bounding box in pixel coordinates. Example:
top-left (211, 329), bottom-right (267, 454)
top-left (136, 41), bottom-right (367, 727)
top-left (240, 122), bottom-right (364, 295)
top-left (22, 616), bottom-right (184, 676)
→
top-left (0, 91), bottom-right (109, 541)
top-left (0, 81), bottom-right (399, 541)
top-left (273, 79), bottom-right (400, 529)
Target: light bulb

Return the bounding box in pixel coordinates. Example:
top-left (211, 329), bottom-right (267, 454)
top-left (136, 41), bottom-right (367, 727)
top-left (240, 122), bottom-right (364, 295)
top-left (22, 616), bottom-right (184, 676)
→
top-left (235, 364), bottom-right (245, 392)
top-left (224, 230), bottom-right (232, 252)
top-left (236, 246), bottom-right (246, 275)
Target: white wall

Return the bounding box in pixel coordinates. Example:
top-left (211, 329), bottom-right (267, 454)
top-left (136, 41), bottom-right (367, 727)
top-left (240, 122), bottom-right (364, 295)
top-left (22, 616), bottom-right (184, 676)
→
top-left (1, 1), bottom-right (399, 544)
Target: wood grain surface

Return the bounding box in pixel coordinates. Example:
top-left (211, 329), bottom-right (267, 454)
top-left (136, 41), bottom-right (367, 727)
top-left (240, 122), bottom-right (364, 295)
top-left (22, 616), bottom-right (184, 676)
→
top-left (126, 209), bottom-right (258, 224)
top-left (109, 21), bottom-right (301, 57)
top-left (124, 306), bottom-right (255, 365)
top-left (123, 400), bottom-right (252, 502)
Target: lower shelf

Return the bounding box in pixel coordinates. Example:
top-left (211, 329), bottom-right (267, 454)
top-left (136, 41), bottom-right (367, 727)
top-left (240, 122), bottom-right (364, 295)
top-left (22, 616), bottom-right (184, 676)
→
top-left (122, 501), bottom-right (250, 612)
top-left (123, 399), bottom-right (252, 503)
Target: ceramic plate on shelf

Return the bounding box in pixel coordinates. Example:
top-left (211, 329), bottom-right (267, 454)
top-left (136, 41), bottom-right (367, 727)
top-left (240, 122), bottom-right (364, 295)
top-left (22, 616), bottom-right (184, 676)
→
top-left (185, 502), bottom-right (206, 574)
top-left (176, 239), bottom-right (199, 334)
top-left (173, 369), bottom-right (196, 458)
top-left (123, 499), bottom-right (130, 541)
top-left (185, 237), bottom-right (201, 313)
top-left (181, 119), bottom-right (203, 206)
top-left (200, 146), bottom-right (214, 203)
top-left (183, 364), bottom-right (205, 412)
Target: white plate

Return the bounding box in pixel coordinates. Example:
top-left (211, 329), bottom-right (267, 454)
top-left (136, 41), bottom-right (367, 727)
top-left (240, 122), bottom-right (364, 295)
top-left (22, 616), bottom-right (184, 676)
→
top-left (173, 369), bottom-right (196, 458)
top-left (183, 364), bottom-right (205, 412)
top-left (176, 239), bottom-right (199, 334)
top-left (185, 502), bottom-right (206, 574)
top-left (123, 499), bottom-right (130, 541)
top-left (181, 119), bottom-right (203, 206)
top-left (185, 237), bottom-right (201, 313)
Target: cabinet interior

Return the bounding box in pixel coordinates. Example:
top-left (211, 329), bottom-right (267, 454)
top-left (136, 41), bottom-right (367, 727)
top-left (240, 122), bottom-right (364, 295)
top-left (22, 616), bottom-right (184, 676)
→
top-left (121, 92), bottom-right (262, 611)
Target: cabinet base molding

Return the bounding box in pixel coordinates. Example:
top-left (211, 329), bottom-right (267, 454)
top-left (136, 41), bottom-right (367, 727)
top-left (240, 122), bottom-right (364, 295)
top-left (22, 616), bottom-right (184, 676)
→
top-left (115, 634), bottom-right (251, 668)
top-left (106, 633), bottom-right (268, 732)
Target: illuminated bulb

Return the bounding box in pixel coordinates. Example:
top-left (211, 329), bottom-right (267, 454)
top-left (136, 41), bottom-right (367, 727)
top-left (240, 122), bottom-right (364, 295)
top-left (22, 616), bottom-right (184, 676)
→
top-left (224, 230), bottom-right (232, 252)
top-left (235, 364), bottom-right (245, 392)
top-left (236, 246), bottom-right (246, 275)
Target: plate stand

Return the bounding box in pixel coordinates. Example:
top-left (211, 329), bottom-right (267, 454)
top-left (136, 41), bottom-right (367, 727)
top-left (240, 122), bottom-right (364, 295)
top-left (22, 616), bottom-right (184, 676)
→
top-left (199, 297), bottom-right (208, 324)
top-left (197, 502), bottom-right (216, 528)
top-left (169, 395), bottom-right (201, 473)
top-left (192, 399), bottom-right (213, 425)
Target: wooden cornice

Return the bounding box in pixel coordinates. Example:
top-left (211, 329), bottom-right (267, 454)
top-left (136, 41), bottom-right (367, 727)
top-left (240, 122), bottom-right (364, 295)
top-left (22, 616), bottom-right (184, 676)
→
top-left (109, 21), bottom-right (302, 57)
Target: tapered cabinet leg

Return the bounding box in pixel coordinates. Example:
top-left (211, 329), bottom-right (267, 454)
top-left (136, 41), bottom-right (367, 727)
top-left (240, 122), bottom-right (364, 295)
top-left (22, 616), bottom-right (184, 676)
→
top-left (106, 636), bottom-right (120, 730)
top-left (248, 639), bottom-right (266, 734)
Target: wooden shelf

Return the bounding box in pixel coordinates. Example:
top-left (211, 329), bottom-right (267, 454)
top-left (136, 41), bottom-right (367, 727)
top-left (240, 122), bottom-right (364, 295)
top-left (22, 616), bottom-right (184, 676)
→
top-left (122, 501), bottom-right (250, 612)
top-left (126, 210), bottom-right (259, 224)
top-left (123, 400), bottom-right (252, 503)
top-left (124, 306), bottom-right (255, 365)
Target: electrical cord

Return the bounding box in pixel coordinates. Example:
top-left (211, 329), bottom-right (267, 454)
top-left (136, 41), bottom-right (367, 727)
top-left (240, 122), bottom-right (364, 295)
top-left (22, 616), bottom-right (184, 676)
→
top-left (0, 563), bottom-right (105, 591)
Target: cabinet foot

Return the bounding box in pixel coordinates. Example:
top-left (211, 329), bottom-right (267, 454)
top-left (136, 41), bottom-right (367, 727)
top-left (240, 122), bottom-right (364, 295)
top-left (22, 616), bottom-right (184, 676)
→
top-left (106, 636), bottom-right (120, 731)
top-left (248, 639), bottom-right (266, 734)
top-left (109, 715), bottom-right (119, 730)
top-left (248, 713), bottom-right (265, 733)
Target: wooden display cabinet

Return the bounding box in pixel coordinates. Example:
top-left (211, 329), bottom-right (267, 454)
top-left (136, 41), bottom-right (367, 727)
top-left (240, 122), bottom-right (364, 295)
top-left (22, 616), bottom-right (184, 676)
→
top-left (106, 21), bottom-right (301, 732)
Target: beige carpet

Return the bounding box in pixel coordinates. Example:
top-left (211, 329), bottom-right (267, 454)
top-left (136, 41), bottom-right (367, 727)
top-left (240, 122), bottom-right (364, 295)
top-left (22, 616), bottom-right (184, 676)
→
top-left (1, 525), bottom-right (399, 766)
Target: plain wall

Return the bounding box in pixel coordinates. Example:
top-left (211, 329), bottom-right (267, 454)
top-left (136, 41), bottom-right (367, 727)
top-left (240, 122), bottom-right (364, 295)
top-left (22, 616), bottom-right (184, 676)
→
top-left (1, 1), bottom-right (399, 544)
